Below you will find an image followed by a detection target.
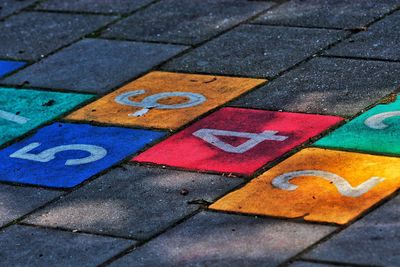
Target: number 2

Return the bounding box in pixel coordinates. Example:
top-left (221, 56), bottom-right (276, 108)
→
top-left (10, 142), bottom-right (107, 166)
top-left (364, 111), bottom-right (400, 129)
top-left (271, 170), bottom-right (385, 197)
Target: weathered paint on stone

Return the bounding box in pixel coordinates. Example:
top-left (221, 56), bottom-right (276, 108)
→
top-left (0, 88), bottom-right (93, 146)
top-left (66, 72), bottom-right (265, 129)
top-left (0, 60), bottom-right (25, 77)
top-left (210, 148), bottom-right (400, 224)
top-left (0, 122), bottom-right (165, 188)
top-left (315, 94), bottom-right (400, 156)
top-left (133, 107), bottom-right (342, 175)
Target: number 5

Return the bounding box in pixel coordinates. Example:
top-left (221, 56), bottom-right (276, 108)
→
top-left (10, 142), bottom-right (107, 166)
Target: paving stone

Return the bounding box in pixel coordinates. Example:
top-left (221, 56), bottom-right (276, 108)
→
top-left (231, 57), bottom-right (400, 117)
top-left (0, 184), bottom-right (61, 227)
top-left (253, 0), bottom-right (400, 29)
top-left (102, 0), bottom-right (273, 45)
top-left (134, 107), bottom-right (342, 176)
top-left (109, 211), bottom-right (336, 266)
top-left (326, 10), bottom-right (400, 60)
top-left (288, 261), bottom-right (346, 267)
top-left (0, 59), bottom-right (25, 78)
top-left (37, 0), bottom-right (154, 14)
top-left (0, 12), bottom-right (116, 61)
top-left (0, 123), bottom-right (165, 188)
top-left (315, 94), bottom-right (400, 156)
top-left (0, 88), bottom-right (93, 146)
top-left (162, 24), bottom-right (346, 78)
top-left (211, 148), bottom-right (400, 225)
top-left (0, 224), bottom-right (134, 266)
top-left (66, 72), bottom-right (265, 129)
top-left (0, 0), bottom-right (36, 19)
top-left (2, 39), bottom-right (187, 94)
top-left (304, 194), bottom-right (400, 266)
top-left (24, 165), bottom-right (243, 240)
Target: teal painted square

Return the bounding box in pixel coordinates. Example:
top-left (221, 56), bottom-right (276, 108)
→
top-left (0, 88), bottom-right (94, 146)
top-left (315, 95), bottom-right (400, 156)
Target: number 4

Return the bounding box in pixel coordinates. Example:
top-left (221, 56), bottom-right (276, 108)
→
top-left (192, 129), bottom-right (288, 154)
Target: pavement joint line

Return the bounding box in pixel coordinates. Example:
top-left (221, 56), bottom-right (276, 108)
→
top-left (2, 1), bottom-right (400, 265)
top-left (249, 21), bottom-right (345, 31)
top-left (283, 259), bottom-right (380, 267)
top-left (280, 186), bottom-right (400, 266)
top-left (321, 54), bottom-right (400, 63)
top-left (17, 222), bottom-right (139, 241)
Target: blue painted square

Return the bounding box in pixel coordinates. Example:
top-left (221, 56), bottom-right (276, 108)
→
top-left (0, 60), bottom-right (26, 77)
top-left (0, 123), bottom-right (165, 188)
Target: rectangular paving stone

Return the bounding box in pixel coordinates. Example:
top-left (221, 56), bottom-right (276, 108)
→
top-left (210, 148), bottom-right (400, 225)
top-left (0, 12), bottom-right (116, 61)
top-left (24, 165), bottom-right (243, 239)
top-left (162, 24), bottom-right (346, 78)
top-left (0, 88), bottom-right (93, 146)
top-left (303, 194), bottom-right (400, 266)
top-left (0, 0), bottom-right (36, 19)
top-left (315, 94), bottom-right (400, 156)
top-left (109, 211), bottom-right (336, 267)
top-left (0, 122), bottom-right (165, 188)
top-left (0, 184), bottom-right (61, 227)
top-left (231, 57), bottom-right (400, 117)
top-left (102, 0), bottom-right (274, 45)
top-left (253, 0), bottom-right (399, 29)
top-left (0, 60), bottom-right (25, 78)
top-left (36, 0), bottom-right (154, 14)
top-left (0, 225), bottom-right (134, 266)
top-left (326, 10), bottom-right (400, 60)
top-left (134, 107), bottom-right (342, 176)
top-left (2, 39), bottom-right (187, 94)
top-left (66, 71), bottom-right (265, 129)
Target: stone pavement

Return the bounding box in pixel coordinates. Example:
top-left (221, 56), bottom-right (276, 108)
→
top-left (1, 0), bottom-right (400, 266)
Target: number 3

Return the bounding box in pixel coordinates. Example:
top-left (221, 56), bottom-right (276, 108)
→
top-left (10, 142), bottom-right (107, 166)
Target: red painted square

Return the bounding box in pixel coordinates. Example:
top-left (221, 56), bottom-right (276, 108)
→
top-left (133, 107), bottom-right (343, 175)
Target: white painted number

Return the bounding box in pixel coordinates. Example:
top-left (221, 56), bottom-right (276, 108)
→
top-left (0, 109), bottom-right (29, 124)
top-left (271, 170), bottom-right (385, 197)
top-left (364, 111), bottom-right (400, 129)
top-left (193, 129), bottom-right (288, 154)
top-left (10, 142), bottom-right (107, 166)
top-left (115, 89), bottom-right (206, 117)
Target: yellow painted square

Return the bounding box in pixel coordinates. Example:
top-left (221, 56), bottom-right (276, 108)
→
top-left (210, 148), bottom-right (400, 224)
top-left (66, 71), bottom-right (266, 129)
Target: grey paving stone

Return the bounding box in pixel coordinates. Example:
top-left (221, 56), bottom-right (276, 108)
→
top-left (0, 184), bottom-right (61, 227)
top-left (2, 39), bottom-right (187, 94)
top-left (0, 0), bottom-right (37, 19)
top-left (37, 0), bottom-right (154, 14)
top-left (326, 10), bottom-right (400, 60)
top-left (162, 24), bottom-right (346, 78)
top-left (0, 224), bottom-right (134, 266)
top-left (253, 0), bottom-right (400, 29)
top-left (288, 261), bottom-right (350, 267)
top-left (24, 165), bottom-right (243, 240)
top-left (109, 211), bottom-right (336, 267)
top-left (102, 0), bottom-right (274, 45)
top-left (230, 57), bottom-right (400, 117)
top-left (303, 194), bottom-right (400, 267)
top-left (0, 11), bottom-right (116, 61)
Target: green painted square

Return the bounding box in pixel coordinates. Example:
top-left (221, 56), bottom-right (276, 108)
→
top-left (0, 88), bottom-right (94, 146)
top-left (315, 95), bottom-right (400, 156)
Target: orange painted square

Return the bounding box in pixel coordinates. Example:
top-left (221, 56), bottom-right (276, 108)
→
top-left (66, 71), bottom-right (266, 129)
top-left (210, 148), bottom-right (400, 224)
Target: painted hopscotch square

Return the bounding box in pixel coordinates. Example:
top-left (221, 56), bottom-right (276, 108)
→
top-left (315, 94), bottom-right (400, 156)
top-left (0, 123), bottom-right (165, 188)
top-left (66, 71), bottom-right (266, 130)
top-left (210, 148), bottom-right (400, 224)
top-left (0, 60), bottom-right (26, 77)
top-left (133, 107), bottom-right (343, 175)
top-left (0, 88), bottom-right (94, 146)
